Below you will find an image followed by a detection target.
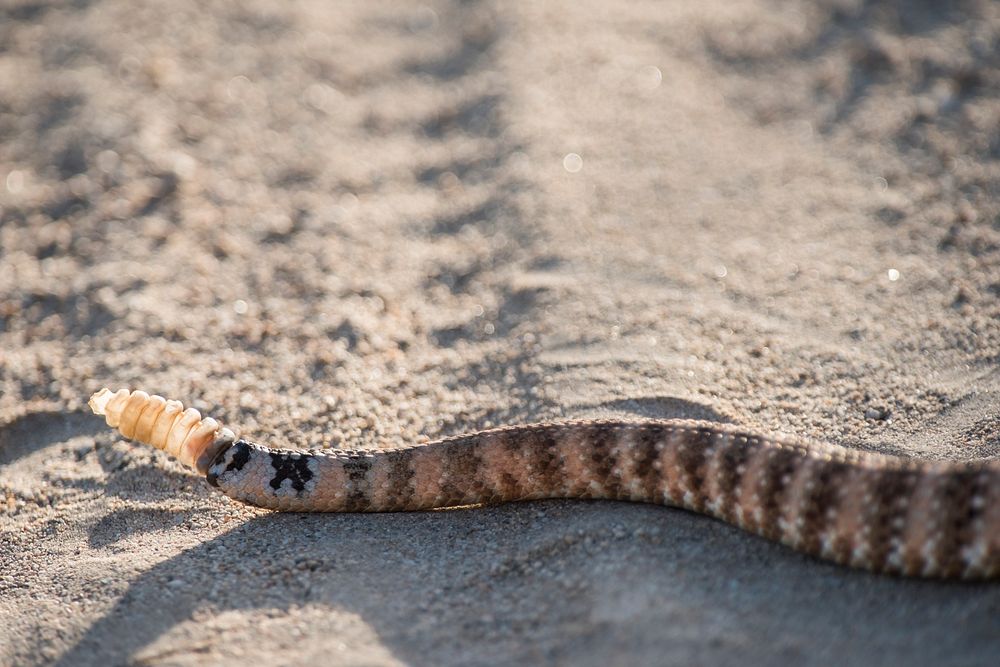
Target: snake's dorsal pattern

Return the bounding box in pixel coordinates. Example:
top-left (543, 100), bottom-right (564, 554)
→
top-left (90, 388), bottom-right (1000, 579)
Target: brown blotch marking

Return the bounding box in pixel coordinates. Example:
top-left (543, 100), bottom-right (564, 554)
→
top-left (674, 428), bottom-right (715, 511)
top-left (735, 443), bottom-right (773, 530)
top-left (633, 425), bottom-right (667, 503)
top-left (340, 452), bottom-right (373, 512)
top-left (584, 424), bottom-right (620, 499)
top-left (753, 447), bottom-right (801, 541)
top-left (521, 425), bottom-right (566, 500)
top-left (863, 468), bottom-right (918, 573)
top-left (707, 433), bottom-right (754, 523)
top-left (934, 469), bottom-right (984, 578)
top-left (491, 431), bottom-right (525, 500)
top-left (793, 459), bottom-right (851, 559)
top-left (498, 425), bottom-right (562, 500)
top-left (487, 432), bottom-right (530, 501)
top-left (382, 448), bottom-right (418, 511)
top-left (440, 436), bottom-right (486, 506)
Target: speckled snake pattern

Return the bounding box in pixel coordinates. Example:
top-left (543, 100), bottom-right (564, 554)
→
top-left (90, 388), bottom-right (1000, 579)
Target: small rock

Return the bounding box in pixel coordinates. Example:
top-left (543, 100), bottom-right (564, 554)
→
top-left (864, 407), bottom-right (891, 421)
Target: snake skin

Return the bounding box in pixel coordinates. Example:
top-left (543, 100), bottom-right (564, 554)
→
top-left (204, 419), bottom-right (1000, 579)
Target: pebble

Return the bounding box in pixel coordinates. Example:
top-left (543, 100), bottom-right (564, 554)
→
top-left (864, 407), bottom-right (891, 421)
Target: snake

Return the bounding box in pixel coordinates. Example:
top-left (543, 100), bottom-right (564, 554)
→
top-left (87, 387), bottom-right (1000, 579)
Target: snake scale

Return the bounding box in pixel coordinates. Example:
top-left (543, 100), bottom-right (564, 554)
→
top-left (88, 388), bottom-right (1000, 579)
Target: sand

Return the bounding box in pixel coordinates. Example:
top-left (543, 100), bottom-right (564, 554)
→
top-left (2, 0), bottom-right (1000, 664)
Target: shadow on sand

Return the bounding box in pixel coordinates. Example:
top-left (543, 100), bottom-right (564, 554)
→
top-left (55, 489), bottom-right (1000, 666)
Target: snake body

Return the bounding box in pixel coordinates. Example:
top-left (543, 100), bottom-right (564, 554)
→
top-left (89, 388), bottom-right (1000, 579)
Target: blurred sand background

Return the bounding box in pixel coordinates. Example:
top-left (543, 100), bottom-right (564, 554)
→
top-left (2, 0), bottom-right (1000, 664)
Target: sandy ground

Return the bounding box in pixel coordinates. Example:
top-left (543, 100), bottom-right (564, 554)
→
top-left (2, 0), bottom-right (1000, 664)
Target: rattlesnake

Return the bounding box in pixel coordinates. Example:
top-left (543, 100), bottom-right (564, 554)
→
top-left (88, 388), bottom-right (999, 579)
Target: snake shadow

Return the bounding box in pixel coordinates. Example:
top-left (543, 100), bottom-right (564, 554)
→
top-left (56, 498), bottom-right (1000, 667)
top-left (0, 411), bottom-right (103, 466)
